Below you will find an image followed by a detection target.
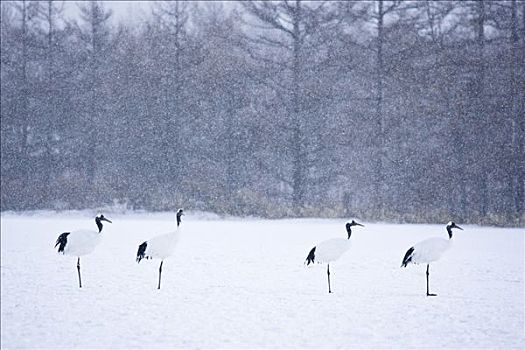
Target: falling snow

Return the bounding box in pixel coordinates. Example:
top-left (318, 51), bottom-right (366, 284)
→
top-left (1, 1), bottom-right (524, 348)
top-left (1, 1), bottom-right (523, 225)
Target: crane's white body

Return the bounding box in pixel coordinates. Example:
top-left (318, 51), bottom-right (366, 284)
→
top-left (141, 227), bottom-right (182, 260)
top-left (408, 237), bottom-right (452, 264)
top-left (311, 238), bottom-right (352, 264)
top-left (60, 229), bottom-right (103, 257)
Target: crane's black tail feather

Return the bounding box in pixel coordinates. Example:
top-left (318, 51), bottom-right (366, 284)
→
top-left (136, 241), bottom-right (148, 263)
top-left (305, 246), bottom-right (316, 265)
top-left (55, 232), bottom-right (70, 253)
top-left (401, 246), bottom-right (414, 267)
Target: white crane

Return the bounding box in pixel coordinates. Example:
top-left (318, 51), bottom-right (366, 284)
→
top-left (136, 209), bottom-right (184, 289)
top-left (305, 220), bottom-right (364, 293)
top-left (401, 221), bottom-right (463, 296)
top-left (54, 214), bottom-right (112, 288)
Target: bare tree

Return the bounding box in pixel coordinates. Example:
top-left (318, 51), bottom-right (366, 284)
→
top-left (36, 0), bottom-right (65, 202)
top-left (150, 0), bottom-right (191, 189)
top-left (241, 0), bottom-right (338, 213)
top-left (10, 0), bottom-right (39, 190)
top-left (371, 0), bottom-right (405, 215)
top-left (75, 1), bottom-right (112, 191)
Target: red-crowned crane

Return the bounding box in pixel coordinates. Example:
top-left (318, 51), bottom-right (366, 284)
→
top-left (401, 221), bottom-right (463, 296)
top-left (305, 220), bottom-right (364, 293)
top-left (136, 209), bottom-right (184, 289)
top-left (55, 214), bottom-right (112, 288)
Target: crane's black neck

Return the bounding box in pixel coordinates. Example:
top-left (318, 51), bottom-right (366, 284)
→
top-left (346, 224), bottom-right (352, 240)
top-left (95, 217), bottom-right (103, 233)
top-left (176, 212), bottom-right (183, 227)
top-left (446, 225), bottom-right (453, 239)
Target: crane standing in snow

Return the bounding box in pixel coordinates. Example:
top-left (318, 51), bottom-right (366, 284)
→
top-left (401, 221), bottom-right (463, 296)
top-left (305, 220), bottom-right (364, 293)
top-left (136, 209), bottom-right (184, 289)
top-left (55, 214), bottom-right (112, 288)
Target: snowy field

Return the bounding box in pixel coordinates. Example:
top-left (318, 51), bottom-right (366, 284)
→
top-left (1, 211), bottom-right (523, 349)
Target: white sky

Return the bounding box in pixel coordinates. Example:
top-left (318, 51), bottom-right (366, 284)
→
top-left (64, 1), bottom-right (154, 25)
top-left (63, 1), bottom-right (239, 26)
top-left (102, 1), bottom-right (153, 23)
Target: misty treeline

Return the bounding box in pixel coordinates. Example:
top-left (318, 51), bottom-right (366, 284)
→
top-left (1, 1), bottom-right (524, 225)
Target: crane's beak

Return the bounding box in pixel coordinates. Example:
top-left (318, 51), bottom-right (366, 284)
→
top-left (102, 217), bottom-right (112, 223)
top-left (455, 225), bottom-right (463, 230)
top-left (354, 222), bottom-right (364, 227)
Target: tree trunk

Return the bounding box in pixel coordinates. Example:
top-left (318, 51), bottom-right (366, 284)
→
top-left (20, 0), bottom-right (30, 192)
top-left (291, 0), bottom-right (306, 213)
top-left (43, 0), bottom-right (56, 205)
top-left (476, 0), bottom-right (489, 217)
top-left (511, 0), bottom-right (525, 216)
top-left (375, 0), bottom-right (385, 215)
top-left (86, 2), bottom-right (99, 190)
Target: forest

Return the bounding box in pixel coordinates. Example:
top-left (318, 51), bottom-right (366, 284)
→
top-left (1, 1), bottom-right (524, 225)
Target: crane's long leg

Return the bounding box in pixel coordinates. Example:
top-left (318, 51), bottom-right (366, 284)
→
top-left (77, 257), bottom-right (82, 288)
top-left (158, 260), bottom-right (163, 290)
top-left (327, 264), bottom-right (332, 294)
top-left (426, 264), bottom-right (436, 296)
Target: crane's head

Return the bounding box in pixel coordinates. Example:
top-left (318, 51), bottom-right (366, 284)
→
top-left (447, 221), bottom-right (463, 230)
top-left (446, 221), bottom-right (463, 239)
top-left (97, 214), bottom-right (112, 223)
top-left (345, 220), bottom-right (364, 239)
top-left (176, 208), bottom-right (184, 227)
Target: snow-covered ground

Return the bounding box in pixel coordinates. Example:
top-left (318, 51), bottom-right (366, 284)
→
top-left (1, 211), bottom-right (523, 349)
